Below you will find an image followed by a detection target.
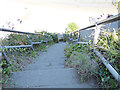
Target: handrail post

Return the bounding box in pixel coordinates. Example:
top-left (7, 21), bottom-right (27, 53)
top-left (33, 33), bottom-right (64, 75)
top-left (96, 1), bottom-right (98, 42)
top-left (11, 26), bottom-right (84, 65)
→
top-left (46, 35), bottom-right (48, 44)
top-left (119, 75), bottom-right (120, 84)
top-left (72, 32), bottom-right (74, 40)
top-left (0, 50), bottom-right (2, 61)
top-left (0, 52), bottom-right (2, 90)
top-left (78, 31), bottom-right (80, 42)
top-left (93, 22), bottom-right (100, 45)
top-left (39, 34), bottom-right (40, 40)
top-left (39, 34), bottom-right (42, 46)
top-left (27, 35), bottom-right (34, 51)
top-left (39, 34), bottom-right (40, 42)
top-left (2, 47), bottom-right (10, 64)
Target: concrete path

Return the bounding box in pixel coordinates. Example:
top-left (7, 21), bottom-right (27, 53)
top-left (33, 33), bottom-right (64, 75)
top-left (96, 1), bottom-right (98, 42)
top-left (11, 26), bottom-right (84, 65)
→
top-left (6, 42), bottom-right (97, 88)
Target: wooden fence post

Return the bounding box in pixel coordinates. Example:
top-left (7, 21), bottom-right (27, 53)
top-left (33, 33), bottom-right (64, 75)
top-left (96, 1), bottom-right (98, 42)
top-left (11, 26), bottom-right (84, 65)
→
top-left (93, 23), bottom-right (100, 45)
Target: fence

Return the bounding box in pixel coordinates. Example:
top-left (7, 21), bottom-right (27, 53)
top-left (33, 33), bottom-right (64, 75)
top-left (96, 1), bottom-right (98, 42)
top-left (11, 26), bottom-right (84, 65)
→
top-left (0, 28), bottom-right (53, 64)
top-left (66, 13), bottom-right (120, 83)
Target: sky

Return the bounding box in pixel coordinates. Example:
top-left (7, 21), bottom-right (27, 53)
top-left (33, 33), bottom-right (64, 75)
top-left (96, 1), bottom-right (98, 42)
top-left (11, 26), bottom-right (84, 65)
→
top-left (0, 0), bottom-right (118, 38)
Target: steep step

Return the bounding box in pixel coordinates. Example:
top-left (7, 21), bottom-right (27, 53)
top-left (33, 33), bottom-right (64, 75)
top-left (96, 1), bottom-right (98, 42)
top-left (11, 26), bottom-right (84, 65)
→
top-left (23, 62), bottom-right (65, 70)
top-left (5, 42), bottom-right (97, 88)
top-left (7, 68), bottom-right (96, 88)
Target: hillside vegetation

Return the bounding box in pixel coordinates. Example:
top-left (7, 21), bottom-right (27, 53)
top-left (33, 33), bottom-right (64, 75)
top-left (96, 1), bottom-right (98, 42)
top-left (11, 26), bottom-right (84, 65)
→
top-left (64, 26), bottom-right (120, 88)
top-left (0, 31), bottom-right (58, 86)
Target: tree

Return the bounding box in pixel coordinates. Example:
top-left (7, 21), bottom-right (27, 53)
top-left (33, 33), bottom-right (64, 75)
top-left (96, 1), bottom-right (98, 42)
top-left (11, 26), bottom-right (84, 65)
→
top-left (112, 0), bottom-right (120, 9)
top-left (66, 22), bottom-right (79, 33)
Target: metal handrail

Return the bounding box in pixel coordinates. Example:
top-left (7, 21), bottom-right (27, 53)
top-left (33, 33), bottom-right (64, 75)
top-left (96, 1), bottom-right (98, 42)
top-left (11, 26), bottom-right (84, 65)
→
top-left (0, 28), bottom-right (52, 64)
top-left (0, 28), bottom-right (41, 35)
top-left (66, 13), bottom-right (120, 84)
top-left (72, 13), bottom-right (120, 33)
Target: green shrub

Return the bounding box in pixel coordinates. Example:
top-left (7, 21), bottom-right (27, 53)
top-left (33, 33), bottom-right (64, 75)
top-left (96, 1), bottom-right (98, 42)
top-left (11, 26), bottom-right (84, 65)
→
top-left (66, 22), bottom-right (79, 33)
top-left (69, 51), bottom-right (98, 82)
top-left (112, 0), bottom-right (119, 9)
top-left (1, 31), bottom-right (55, 86)
top-left (65, 29), bottom-right (120, 88)
top-left (51, 34), bottom-right (58, 43)
top-left (95, 30), bottom-right (120, 88)
top-left (1, 34), bottom-right (31, 46)
top-left (63, 34), bottom-right (73, 42)
top-left (65, 43), bottom-right (98, 82)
